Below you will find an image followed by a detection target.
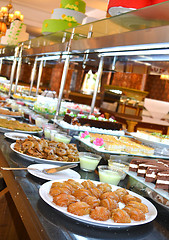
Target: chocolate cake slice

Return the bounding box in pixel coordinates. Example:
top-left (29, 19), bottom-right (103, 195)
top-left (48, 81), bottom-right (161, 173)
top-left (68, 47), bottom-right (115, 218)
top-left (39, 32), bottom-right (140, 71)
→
top-left (129, 158), bottom-right (150, 172)
top-left (137, 160), bottom-right (163, 178)
top-left (145, 166), bottom-right (169, 183)
top-left (156, 171), bottom-right (169, 190)
top-left (157, 159), bottom-right (169, 167)
top-left (63, 114), bottom-right (122, 130)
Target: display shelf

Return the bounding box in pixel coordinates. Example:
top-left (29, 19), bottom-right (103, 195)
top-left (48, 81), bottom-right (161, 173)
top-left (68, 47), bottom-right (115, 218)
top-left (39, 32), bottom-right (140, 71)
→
top-left (126, 171), bottom-right (169, 201)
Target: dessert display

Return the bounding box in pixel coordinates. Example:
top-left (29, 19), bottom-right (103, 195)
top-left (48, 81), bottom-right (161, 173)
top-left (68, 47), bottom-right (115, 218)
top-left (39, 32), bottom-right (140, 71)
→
top-left (81, 70), bottom-right (99, 94)
top-left (79, 132), bottom-right (155, 156)
top-left (14, 136), bottom-right (79, 162)
top-left (1, 20), bottom-right (29, 45)
top-left (0, 107), bottom-right (22, 116)
top-left (42, 0), bottom-right (86, 34)
top-left (33, 95), bottom-right (99, 116)
top-left (45, 179), bottom-right (153, 224)
top-left (63, 113), bottom-right (122, 130)
top-left (0, 118), bottom-right (41, 132)
top-left (129, 158), bottom-right (169, 190)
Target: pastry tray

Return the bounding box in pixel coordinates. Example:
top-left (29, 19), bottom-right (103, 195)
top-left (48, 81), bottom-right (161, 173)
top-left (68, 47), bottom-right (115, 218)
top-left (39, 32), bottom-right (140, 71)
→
top-left (125, 171), bottom-right (169, 201)
top-left (74, 136), bottom-right (169, 160)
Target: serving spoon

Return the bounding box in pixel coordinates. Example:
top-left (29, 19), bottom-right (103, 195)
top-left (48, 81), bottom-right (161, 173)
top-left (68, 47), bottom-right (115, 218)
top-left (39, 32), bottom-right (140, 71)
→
top-left (1, 163), bottom-right (78, 175)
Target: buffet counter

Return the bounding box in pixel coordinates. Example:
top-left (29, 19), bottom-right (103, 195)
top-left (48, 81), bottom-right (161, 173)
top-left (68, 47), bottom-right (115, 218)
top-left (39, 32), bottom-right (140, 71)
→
top-left (0, 133), bottom-right (169, 240)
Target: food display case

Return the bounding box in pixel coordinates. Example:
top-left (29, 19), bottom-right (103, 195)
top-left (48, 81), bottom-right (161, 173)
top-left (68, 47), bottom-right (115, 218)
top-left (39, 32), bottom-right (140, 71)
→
top-left (1, 2), bottom-right (169, 240)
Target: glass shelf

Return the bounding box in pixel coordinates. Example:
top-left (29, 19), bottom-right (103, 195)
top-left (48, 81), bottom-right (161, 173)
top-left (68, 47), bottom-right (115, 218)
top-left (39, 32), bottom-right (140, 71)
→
top-left (23, 1), bottom-right (169, 50)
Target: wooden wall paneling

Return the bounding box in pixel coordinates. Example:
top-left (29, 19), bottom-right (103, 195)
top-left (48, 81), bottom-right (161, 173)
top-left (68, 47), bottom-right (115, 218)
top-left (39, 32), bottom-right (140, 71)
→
top-left (0, 189), bottom-right (30, 240)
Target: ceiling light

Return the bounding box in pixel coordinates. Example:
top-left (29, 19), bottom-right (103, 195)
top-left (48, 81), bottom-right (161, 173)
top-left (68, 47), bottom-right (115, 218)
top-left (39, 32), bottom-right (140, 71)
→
top-left (0, 0), bottom-right (24, 36)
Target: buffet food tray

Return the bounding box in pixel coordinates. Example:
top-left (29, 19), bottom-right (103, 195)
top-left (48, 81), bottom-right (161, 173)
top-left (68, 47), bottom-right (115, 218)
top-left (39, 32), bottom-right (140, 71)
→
top-left (130, 132), bottom-right (169, 149)
top-left (53, 120), bottom-right (125, 136)
top-left (39, 179), bottom-right (157, 228)
top-left (126, 171), bottom-right (169, 201)
top-left (74, 136), bottom-right (169, 160)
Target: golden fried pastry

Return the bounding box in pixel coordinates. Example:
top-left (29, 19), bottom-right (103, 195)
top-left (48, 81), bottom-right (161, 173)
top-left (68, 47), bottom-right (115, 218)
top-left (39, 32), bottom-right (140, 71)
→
top-left (51, 182), bottom-right (65, 189)
top-left (83, 196), bottom-right (100, 209)
top-left (114, 188), bottom-right (129, 201)
top-left (53, 193), bottom-right (77, 207)
top-left (14, 137), bottom-right (79, 162)
top-left (62, 183), bottom-right (75, 194)
top-left (89, 187), bottom-right (102, 198)
top-left (122, 194), bottom-right (141, 205)
top-left (90, 207), bottom-right (111, 221)
top-left (123, 206), bottom-right (145, 221)
top-left (82, 180), bottom-right (96, 189)
top-left (49, 187), bottom-right (71, 197)
top-left (111, 208), bottom-right (131, 223)
top-left (127, 201), bottom-right (148, 213)
top-left (100, 197), bottom-right (119, 210)
top-left (73, 188), bottom-right (91, 201)
top-left (65, 179), bottom-right (83, 190)
top-left (97, 183), bottom-right (112, 193)
top-left (100, 191), bottom-right (119, 202)
top-left (67, 201), bottom-right (91, 216)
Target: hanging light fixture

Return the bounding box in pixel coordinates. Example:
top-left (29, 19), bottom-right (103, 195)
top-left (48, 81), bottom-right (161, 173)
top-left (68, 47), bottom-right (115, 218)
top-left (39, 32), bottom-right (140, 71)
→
top-left (0, 0), bottom-right (24, 36)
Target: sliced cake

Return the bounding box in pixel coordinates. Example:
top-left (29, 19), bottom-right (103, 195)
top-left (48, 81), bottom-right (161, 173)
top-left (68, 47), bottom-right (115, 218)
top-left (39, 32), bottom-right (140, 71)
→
top-left (145, 166), bottom-right (169, 183)
top-left (129, 158), bottom-right (150, 172)
top-left (156, 171), bottom-right (169, 190)
top-left (137, 160), bottom-right (163, 178)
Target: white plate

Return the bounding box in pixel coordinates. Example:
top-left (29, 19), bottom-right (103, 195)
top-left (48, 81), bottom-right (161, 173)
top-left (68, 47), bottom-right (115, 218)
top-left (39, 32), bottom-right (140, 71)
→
top-left (39, 179), bottom-right (157, 228)
top-left (27, 164), bottom-right (80, 181)
top-left (130, 132), bottom-right (169, 148)
top-left (4, 132), bottom-right (39, 141)
top-left (10, 143), bottom-right (80, 166)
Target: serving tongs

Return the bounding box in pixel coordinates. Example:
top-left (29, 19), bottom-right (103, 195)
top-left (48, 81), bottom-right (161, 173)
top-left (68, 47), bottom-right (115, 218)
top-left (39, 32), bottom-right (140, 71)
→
top-left (1, 163), bottom-right (78, 175)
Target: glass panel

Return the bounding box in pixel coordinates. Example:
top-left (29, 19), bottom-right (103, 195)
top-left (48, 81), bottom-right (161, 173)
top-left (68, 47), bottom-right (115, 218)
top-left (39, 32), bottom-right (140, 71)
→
top-left (22, 1), bottom-right (169, 49)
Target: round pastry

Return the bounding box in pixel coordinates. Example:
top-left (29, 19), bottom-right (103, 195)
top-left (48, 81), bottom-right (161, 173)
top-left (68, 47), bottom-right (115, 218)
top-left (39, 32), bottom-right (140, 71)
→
top-left (111, 208), bottom-right (131, 223)
top-left (53, 193), bottom-right (77, 207)
top-left (127, 201), bottom-right (149, 213)
top-left (90, 207), bottom-right (111, 221)
top-left (114, 188), bottom-right (129, 201)
top-left (123, 206), bottom-right (146, 221)
top-left (97, 183), bottom-right (112, 193)
top-left (49, 187), bottom-right (71, 197)
top-left (83, 196), bottom-right (100, 209)
top-left (100, 197), bottom-right (119, 210)
top-left (50, 182), bottom-right (65, 189)
top-left (67, 201), bottom-right (91, 216)
top-left (89, 187), bottom-right (102, 199)
top-left (73, 188), bottom-right (91, 201)
top-left (122, 194), bottom-right (141, 205)
top-left (65, 179), bottom-right (83, 190)
top-left (100, 191), bottom-right (119, 202)
top-left (82, 180), bottom-right (96, 189)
